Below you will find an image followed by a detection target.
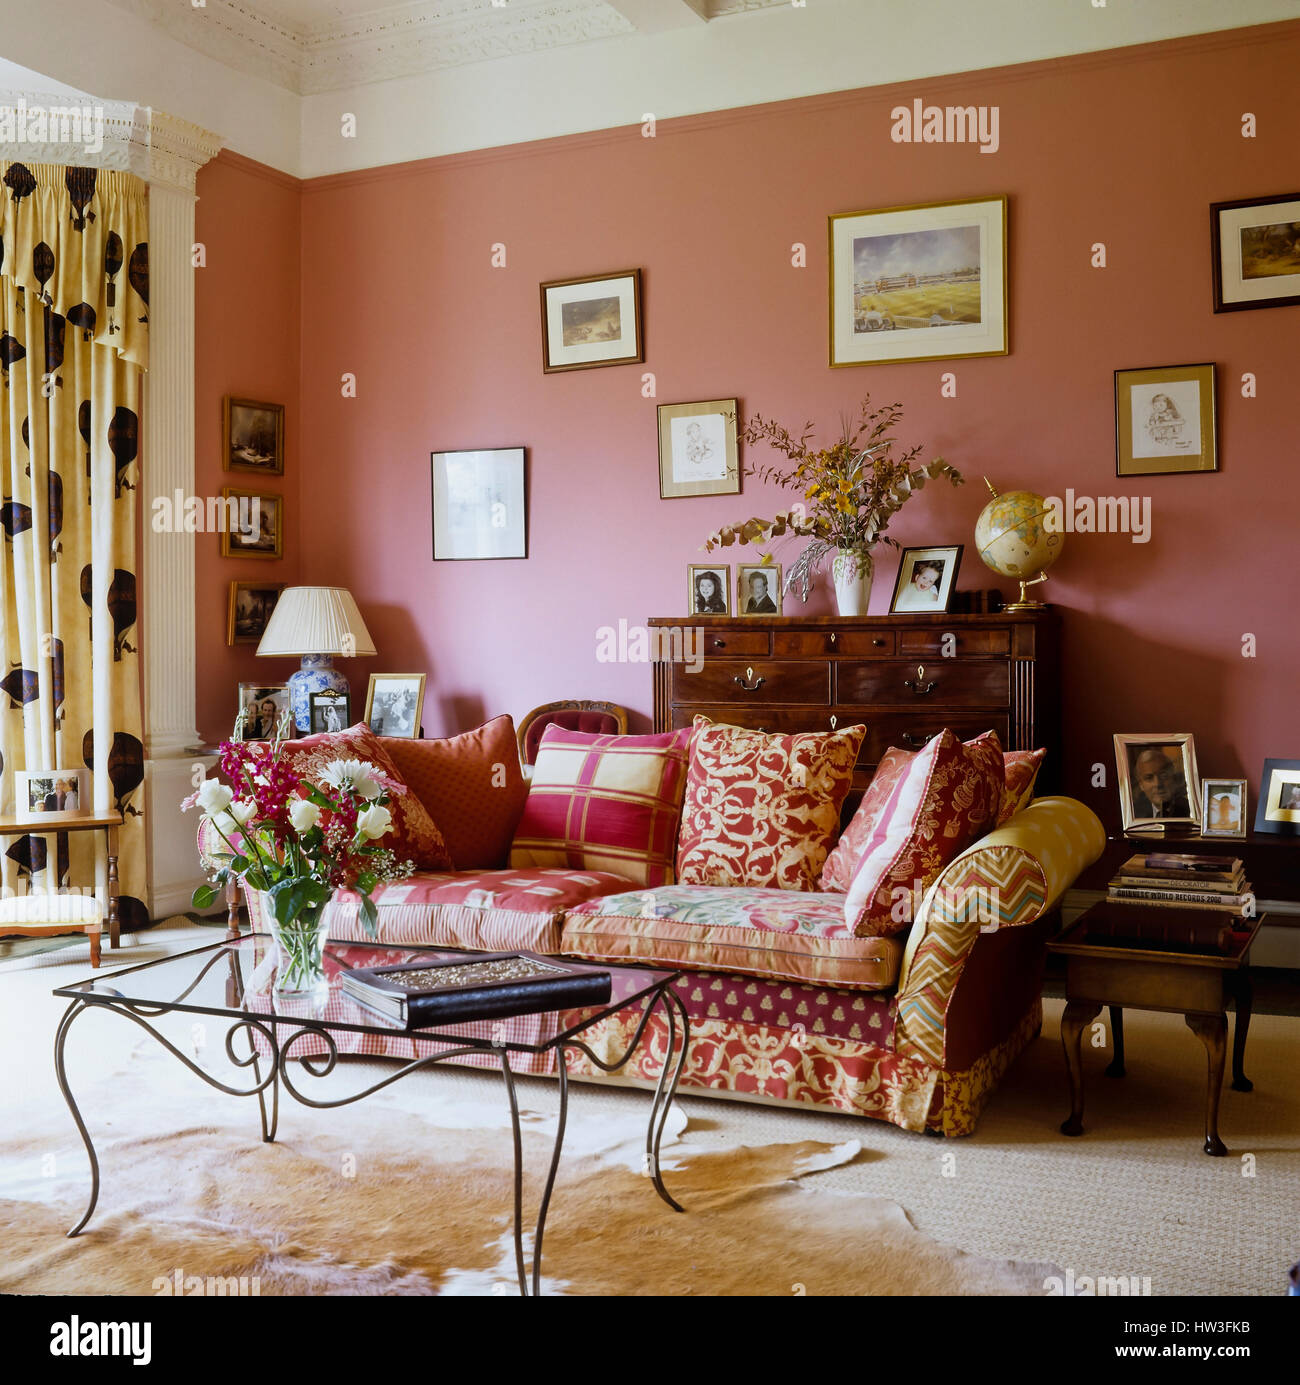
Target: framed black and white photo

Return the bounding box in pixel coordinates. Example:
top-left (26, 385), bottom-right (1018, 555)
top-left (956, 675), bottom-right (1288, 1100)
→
top-left (540, 269), bottom-right (642, 373)
top-left (1254, 758), bottom-right (1300, 836)
top-left (227, 581), bottom-right (285, 645)
top-left (688, 564), bottom-right (730, 616)
top-left (431, 448), bottom-right (527, 561)
top-left (1211, 192), bottom-right (1300, 313)
top-left (236, 684), bottom-right (291, 741)
top-left (365, 673), bottom-right (426, 739)
top-left (1115, 363), bottom-right (1218, 476)
top-left (224, 397), bottom-right (284, 475)
top-left (309, 691), bottom-right (352, 736)
top-left (737, 564), bottom-right (782, 617)
top-left (1114, 733), bottom-right (1201, 832)
top-left (658, 400), bottom-right (739, 499)
top-left (1200, 777), bottom-right (1248, 839)
top-left (14, 768), bottom-right (88, 821)
top-left (889, 545), bottom-right (962, 613)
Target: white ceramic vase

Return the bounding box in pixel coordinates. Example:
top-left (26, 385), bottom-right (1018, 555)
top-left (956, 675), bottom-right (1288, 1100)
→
top-left (831, 548), bottom-right (874, 617)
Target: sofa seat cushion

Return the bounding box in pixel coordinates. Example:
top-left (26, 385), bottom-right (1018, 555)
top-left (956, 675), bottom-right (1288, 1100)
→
top-left (245, 867), bottom-right (636, 954)
top-left (562, 885), bottom-right (904, 990)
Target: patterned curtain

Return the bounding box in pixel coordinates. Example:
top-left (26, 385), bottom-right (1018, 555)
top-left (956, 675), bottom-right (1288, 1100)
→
top-left (0, 163), bottom-right (148, 928)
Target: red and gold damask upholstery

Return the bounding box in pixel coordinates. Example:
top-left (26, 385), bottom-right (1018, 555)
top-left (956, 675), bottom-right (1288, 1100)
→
top-left (999, 747), bottom-right (1047, 826)
top-left (675, 716), bottom-right (865, 892)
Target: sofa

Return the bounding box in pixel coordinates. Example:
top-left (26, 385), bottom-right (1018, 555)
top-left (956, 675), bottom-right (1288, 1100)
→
top-left (200, 717), bottom-right (1104, 1137)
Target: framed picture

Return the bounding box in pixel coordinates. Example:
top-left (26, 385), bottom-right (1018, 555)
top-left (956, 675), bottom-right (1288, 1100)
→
top-left (1254, 758), bottom-right (1300, 836)
top-left (658, 400), bottom-right (740, 499)
top-left (828, 195), bottom-right (1008, 368)
top-left (431, 448), bottom-right (527, 561)
top-left (1200, 777), bottom-right (1248, 839)
top-left (1211, 192), bottom-right (1300, 313)
top-left (1114, 733), bottom-right (1201, 832)
top-left (227, 581), bottom-right (285, 645)
top-left (13, 768), bottom-right (89, 821)
top-left (224, 397), bottom-right (284, 475)
top-left (235, 684), bottom-right (291, 742)
top-left (540, 269), bottom-right (642, 373)
top-left (364, 673), bottom-right (426, 739)
top-left (309, 691), bottom-right (352, 736)
top-left (737, 564), bottom-right (782, 617)
top-left (889, 545), bottom-right (963, 613)
top-left (1114, 363), bottom-right (1217, 476)
top-left (688, 564), bottom-right (730, 616)
top-left (220, 488), bottom-right (283, 559)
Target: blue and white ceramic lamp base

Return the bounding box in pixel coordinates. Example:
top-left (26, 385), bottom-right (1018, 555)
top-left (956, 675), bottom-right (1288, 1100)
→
top-left (288, 655), bottom-right (350, 733)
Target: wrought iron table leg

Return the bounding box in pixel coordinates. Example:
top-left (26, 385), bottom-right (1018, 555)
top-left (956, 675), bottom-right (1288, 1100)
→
top-left (499, 1051), bottom-right (531, 1296)
top-left (53, 1000), bottom-right (100, 1238)
top-left (645, 990), bottom-right (689, 1213)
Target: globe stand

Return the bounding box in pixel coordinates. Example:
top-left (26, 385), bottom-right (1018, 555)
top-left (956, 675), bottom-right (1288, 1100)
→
top-left (1005, 573), bottom-right (1050, 611)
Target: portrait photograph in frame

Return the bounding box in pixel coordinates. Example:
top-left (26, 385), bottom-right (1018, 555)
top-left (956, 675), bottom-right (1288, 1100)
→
top-left (1114, 733), bottom-right (1201, 832)
top-left (658, 400), bottom-right (739, 499)
top-left (224, 397), bottom-right (284, 476)
top-left (688, 564), bottom-right (730, 616)
top-left (309, 691), bottom-right (352, 736)
top-left (431, 448), bottom-right (527, 560)
top-left (364, 673), bottom-right (427, 739)
top-left (889, 544), bottom-right (963, 613)
top-left (236, 684), bottom-right (291, 742)
top-left (1211, 191), bottom-right (1300, 313)
top-left (540, 269), bottom-right (643, 373)
top-left (227, 580), bottom-right (285, 645)
top-left (1254, 758), bottom-right (1300, 836)
top-left (828, 195), bottom-right (1007, 368)
top-left (1115, 363), bottom-right (1218, 477)
top-left (737, 563), bottom-right (782, 617)
top-left (220, 488), bottom-right (283, 559)
top-left (14, 768), bottom-right (89, 821)
top-left (1199, 777), bottom-right (1248, 839)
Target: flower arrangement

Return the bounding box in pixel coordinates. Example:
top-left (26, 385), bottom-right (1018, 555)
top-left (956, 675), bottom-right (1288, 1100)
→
top-left (704, 396), bottom-right (963, 600)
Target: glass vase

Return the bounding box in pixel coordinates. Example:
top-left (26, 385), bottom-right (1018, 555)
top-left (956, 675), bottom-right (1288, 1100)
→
top-left (267, 904), bottom-right (331, 999)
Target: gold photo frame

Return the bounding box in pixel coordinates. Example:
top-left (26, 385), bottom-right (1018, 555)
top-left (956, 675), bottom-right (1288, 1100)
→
top-left (364, 673), bottom-right (427, 739)
top-left (737, 563), bottom-right (782, 617)
top-left (1199, 777), bottom-right (1248, 839)
top-left (1114, 733), bottom-right (1201, 832)
top-left (688, 564), bottom-right (730, 616)
top-left (1115, 363), bottom-right (1218, 476)
top-left (224, 396), bottom-right (284, 476)
top-left (220, 488), bottom-right (283, 560)
top-left (658, 400), bottom-right (740, 499)
top-left (227, 580), bottom-right (285, 645)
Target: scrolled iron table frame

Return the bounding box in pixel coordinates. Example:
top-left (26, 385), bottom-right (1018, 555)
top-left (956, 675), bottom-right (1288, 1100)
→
top-left (53, 938), bottom-right (690, 1296)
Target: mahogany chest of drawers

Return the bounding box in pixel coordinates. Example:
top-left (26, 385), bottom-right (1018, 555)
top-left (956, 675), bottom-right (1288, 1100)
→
top-left (649, 610), bottom-right (1060, 792)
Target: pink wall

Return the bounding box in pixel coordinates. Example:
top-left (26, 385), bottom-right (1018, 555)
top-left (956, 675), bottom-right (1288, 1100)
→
top-left (195, 152), bottom-right (302, 744)
top-left (198, 22), bottom-right (1299, 827)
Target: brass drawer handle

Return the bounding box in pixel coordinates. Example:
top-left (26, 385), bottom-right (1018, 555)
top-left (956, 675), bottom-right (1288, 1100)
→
top-left (712, 638), bottom-right (726, 649)
top-left (902, 731), bottom-right (933, 748)
top-left (903, 663), bottom-right (936, 696)
top-left (734, 667), bottom-right (767, 692)
top-left (872, 638), bottom-right (885, 647)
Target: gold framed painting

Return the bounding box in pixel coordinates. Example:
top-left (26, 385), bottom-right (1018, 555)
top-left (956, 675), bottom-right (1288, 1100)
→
top-left (227, 580), bottom-right (285, 645)
top-left (737, 563), bottom-right (781, 617)
top-left (658, 399), bottom-right (739, 499)
top-left (219, 488), bottom-right (283, 559)
top-left (1254, 758), bottom-right (1300, 836)
top-left (688, 564), bottom-right (730, 616)
top-left (1211, 191), bottom-right (1300, 313)
top-left (1199, 777), bottom-right (1248, 839)
top-left (540, 269), bottom-right (643, 373)
top-left (364, 673), bottom-right (427, 738)
top-left (828, 195), bottom-right (1008, 367)
top-left (1114, 733), bottom-right (1201, 832)
top-left (1114, 363), bottom-right (1217, 476)
top-left (224, 397), bottom-right (284, 475)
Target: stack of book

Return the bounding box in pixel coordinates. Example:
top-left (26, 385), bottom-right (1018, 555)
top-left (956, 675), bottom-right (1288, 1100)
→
top-left (1107, 852), bottom-right (1255, 919)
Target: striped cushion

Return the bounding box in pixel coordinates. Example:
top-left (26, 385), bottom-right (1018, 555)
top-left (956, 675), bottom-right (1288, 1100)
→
top-left (509, 726), bottom-right (692, 886)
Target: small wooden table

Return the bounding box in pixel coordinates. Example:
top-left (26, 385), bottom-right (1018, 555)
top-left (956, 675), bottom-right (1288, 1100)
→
top-left (0, 812), bottom-right (123, 964)
top-left (1048, 901), bottom-right (1261, 1156)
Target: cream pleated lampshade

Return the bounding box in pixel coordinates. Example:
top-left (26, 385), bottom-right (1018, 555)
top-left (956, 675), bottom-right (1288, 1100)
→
top-left (256, 587), bottom-right (377, 658)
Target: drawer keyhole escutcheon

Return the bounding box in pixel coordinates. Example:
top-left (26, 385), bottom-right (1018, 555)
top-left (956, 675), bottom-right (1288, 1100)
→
top-left (734, 667), bottom-right (767, 692)
top-left (904, 664), bottom-right (937, 696)
top-left (829, 631), bottom-right (838, 648)
top-left (829, 715), bottom-right (838, 730)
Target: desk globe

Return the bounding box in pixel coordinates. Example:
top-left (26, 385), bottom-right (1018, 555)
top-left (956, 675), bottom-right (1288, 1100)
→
top-left (974, 479), bottom-right (1064, 609)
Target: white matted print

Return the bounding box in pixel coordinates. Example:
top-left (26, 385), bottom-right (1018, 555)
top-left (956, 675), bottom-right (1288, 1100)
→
top-left (431, 448), bottom-right (527, 560)
top-left (540, 270), bottom-right (643, 372)
top-left (658, 399), bottom-right (739, 499)
top-left (1129, 379), bottom-right (1203, 459)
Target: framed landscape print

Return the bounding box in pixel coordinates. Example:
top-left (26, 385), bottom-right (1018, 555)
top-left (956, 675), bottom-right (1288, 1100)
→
top-left (1211, 192), bottom-right (1300, 313)
top-left (688, 564), bottom-right (730, 616)
top-left (1254, 758), bottom-right (1300, 836)
top-left (227, 580), bottom-right (285, 645)
top-left (364, 673), bottom-right (426, 738)
top-left (220, 488), bottom-right (283, 559)
top-left (828, 196), bottom-right (1007, 367)
top-left (1200, 777), bottom-right (1248, 839)
top-left (236, 684), bottom-right (290, 741)
top-left (309, 691), bottom-right (351, 735)
top-left (1114, 363), bottom-right (1217, 476)
top-left (540, 269), bottom-right (642, 373)
top-left (890, 544), bottom-right (962, 613)
top-left (1114, 733), bottom-right (1201, 832)
top-left (224, 397), bottom-right (284, 475)
top-left (737, 564), bottom-right (782, 616)
top-left (658, 399), bottom-right (739, 499)
top-left (431, 448), bottom-right (527, 560)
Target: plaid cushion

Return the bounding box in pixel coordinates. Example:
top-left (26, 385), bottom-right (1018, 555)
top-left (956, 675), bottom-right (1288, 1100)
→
top-left (509, 726), bottom-right (691, 886)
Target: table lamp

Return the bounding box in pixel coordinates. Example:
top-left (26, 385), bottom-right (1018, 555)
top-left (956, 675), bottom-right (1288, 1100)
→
top-left (256, 586), bottom-right (377, 732)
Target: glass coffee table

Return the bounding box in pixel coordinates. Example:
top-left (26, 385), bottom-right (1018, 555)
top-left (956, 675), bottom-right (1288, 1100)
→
top-left (53, 934), bottom-right (688, 1294)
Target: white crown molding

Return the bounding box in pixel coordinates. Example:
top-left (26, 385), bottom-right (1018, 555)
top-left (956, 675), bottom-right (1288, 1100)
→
top-left (145, 109), bottom-right (225, 194)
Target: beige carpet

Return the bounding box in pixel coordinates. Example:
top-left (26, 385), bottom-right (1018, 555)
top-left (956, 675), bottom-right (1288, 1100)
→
top-left (3, 925), bottom-right (1297, 1295)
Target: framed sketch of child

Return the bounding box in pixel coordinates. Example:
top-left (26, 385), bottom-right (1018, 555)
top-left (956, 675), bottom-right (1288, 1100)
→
top-left (889, 545), bottom-right (962, 613)
top-left (688, 564), bottom-right (730, 616)
top-left (364, 673), bottom-right (426, 739)
top-left (1254, 758), bottom-right (1300, 836)
top-left (1114, 733), bottom-right (1201, 832)
top-left (737, 564), bottom-right (781, 617)
top-left (309, 691), bottom-right (352, 736)
top-left (1199, 777), bottom-right (1247, 838)
top-left (1115, 363), bottom-right (1217, 476)
top-left (14, 769), bottom-right (89, 822)
top-left (658, 400), bottom-right (739, 499)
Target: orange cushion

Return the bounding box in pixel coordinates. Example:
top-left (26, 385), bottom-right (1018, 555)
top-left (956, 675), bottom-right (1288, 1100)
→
top-left (382, 716), bottom-right (527, 870)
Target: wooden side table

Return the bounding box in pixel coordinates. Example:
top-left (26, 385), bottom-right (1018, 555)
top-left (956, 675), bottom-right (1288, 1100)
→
top-left (0, 812), bottom-right (123, 963)
top-left (1048, 901), bottom-right (1261, 1156)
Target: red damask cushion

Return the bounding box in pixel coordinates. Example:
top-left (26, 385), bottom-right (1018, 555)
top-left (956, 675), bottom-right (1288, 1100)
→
top-left (819, 746), bottom-right (912, 892)
top-left (278, 723), bottom-right (452, 870)
top-left (843, 729), bottom-right (1004, 937)
top-left (675, 716), bottom-right (866, 892)
top-left (1000, 747), bottom-right (1047, 825)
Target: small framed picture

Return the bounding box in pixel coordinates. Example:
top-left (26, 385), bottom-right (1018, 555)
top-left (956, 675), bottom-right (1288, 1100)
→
top-left (688, 564), bottom-right (730, 616)
top-left (365, 673), bottom-right (427, 738)
top-left (889, 544), bottom-right (962, 613)
top-left (220, 488), bottom-right (283, 559)
top-left (309, 691), bottom-right (352, 735)
top-left (236, 684), bottom-right (291, 741)
top-left (431, 448), bottom-right (527, 560)
top-left (224, 397), bottom-right (284, 475)
top-left (1114, 733), bottom-right (1201, 832)
top-left (1254, 758), bottom-right (1300, 836)
top-left (1114, 363), bottom-right (1217, 476)
top-left (13, 768), bottom-right (89, 821)
top-left (1211, 192), bottom-right (1300, 313)
top-left (227, 581), bottom-right (285, 645)
top-left (737, 564), bottom-right (781, 616)
top-left (658, 400), bottom-right (740, 499)
top-left (1200, 777), bottom-right (1248, 839)
top-left (540, 269), bottom-right (642, 373)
